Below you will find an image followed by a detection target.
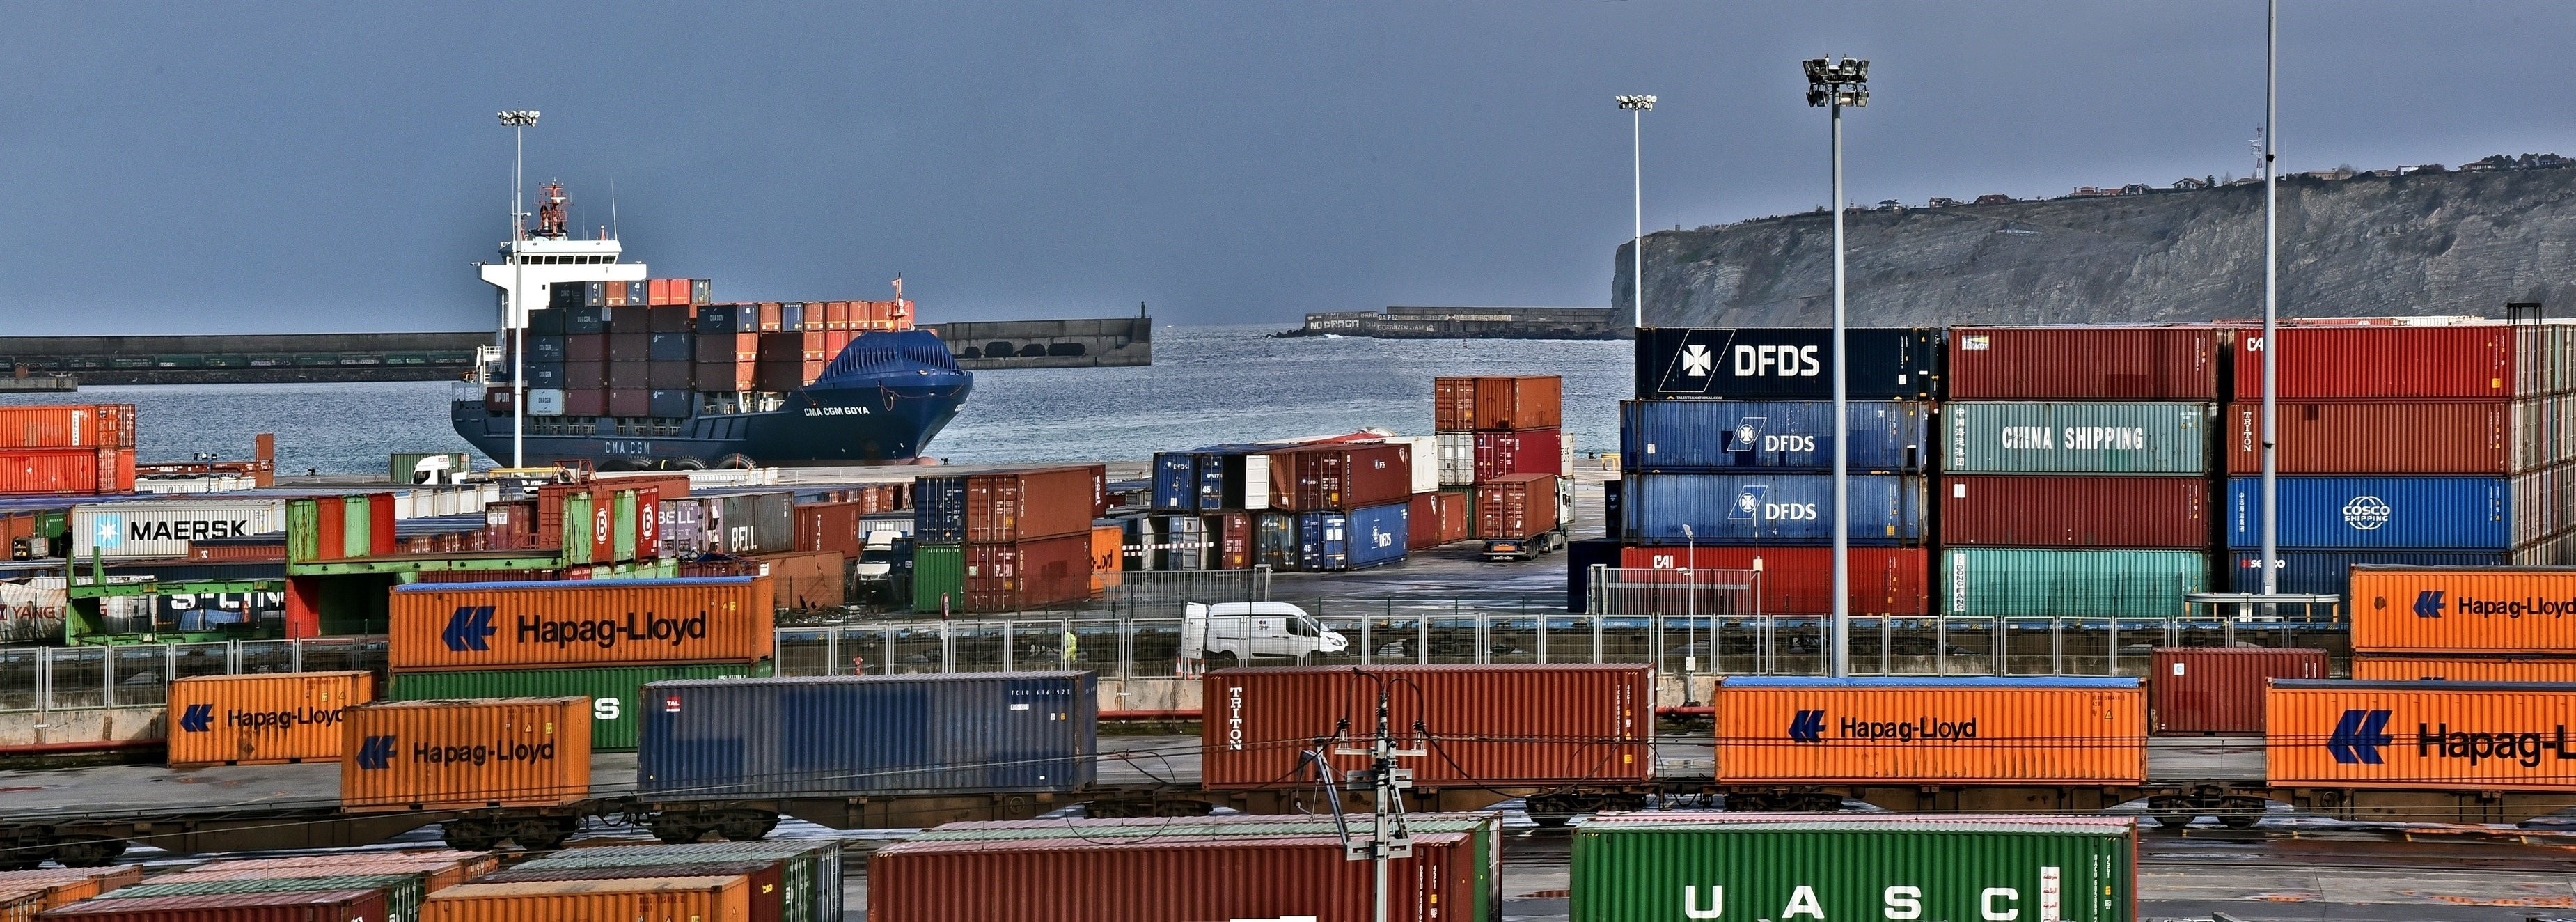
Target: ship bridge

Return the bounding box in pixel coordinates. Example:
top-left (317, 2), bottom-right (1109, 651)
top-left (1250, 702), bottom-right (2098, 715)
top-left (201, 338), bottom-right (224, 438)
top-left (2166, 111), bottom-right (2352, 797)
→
top-left (474, 182), bottom-right (647, 326)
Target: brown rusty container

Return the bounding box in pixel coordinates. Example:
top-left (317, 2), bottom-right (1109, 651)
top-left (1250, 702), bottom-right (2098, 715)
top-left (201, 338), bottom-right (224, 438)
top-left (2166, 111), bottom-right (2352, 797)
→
top-left (2268, 680), bottom-right (2576, 790)
top-left (1714, 677), bottom-right (2148, 785)
top-left (2348, 565), bottom-right (2576, 655)
top-left (1474, 473), bottom-right (1560, 541)
top-left (961, 534), bottom-right (1092, 613)
top-left (1434, 490), bottom-right (1470, 545)
top-left (340, 698), bottom-right (592, 813)
top-left (1266, 443), bottom-right (1413, 513)
top-left (2149, 647), bottom-right (2328, 735)
top-left (2229, 322), bottom-right (2533, 400)
top-left (1938, 475), bottom-right (2211, 548)
top-left (2353, 654), bottom-right (2576, 682)
top-left (166, 671), bottom-right (375, 767)
top-left (867, 832), bottom-right (1476, 922)
top-left (385, 577), bottom-right (773, 671)
top-left (31, 889), bottom-right (388, 921)
top-left (2222, 400), bottom-right (2550, 475)
top-left (792, 501), bottom-right (863, 556)
top-left (1201, 664), bottom-right (1652, 788)
top-left (1433, 377), bottom-right (1479, 432)
top-left (752, 549), bottom-right (846, 611)
top-left (1406, 492), bottom-right (1440, 550)
top-left (464, 864), bottom-right (783, 922)
top-left (163, 853), bottom-right (494, 892)
top-left (965, 466), bottom-right (1106, 543)
top-left (0, 867), bottom-right (142, 909)
top-left (1946, 326), bottom-right (2221, 400)
top-left (1211, 512), bottom-right (1252, 570)
top-left (420, 876), bottom-right (750, 922)
top-left (1474, 375), bottom-right (1563, 430)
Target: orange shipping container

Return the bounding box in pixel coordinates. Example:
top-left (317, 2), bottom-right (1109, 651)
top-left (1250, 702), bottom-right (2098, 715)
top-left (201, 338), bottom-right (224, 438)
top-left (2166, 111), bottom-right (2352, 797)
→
top-left (166, 671), bottom-right (375, 767)
top-left (0, 404), bottom-right (136, 449)
top-left (1715, 677), bottom-right (2148, 785)
top-left (0, 447), bottom-right (133, 497)
top-left (2348, 565), bottom-right (2576, 655)
top-left (1090, 524), bottom-right (1124, 593)
top-left (0, 866), bottom-right (143, 909)
top-left (1475, 375), bottom-right (1563, 431)
top-left (2268, 680), bottom-right (2576, 791)
top-left (2353, 655), bottom-right (2576, 683)
top-left (166, 852), bottom-right (494, 892)
top-left (340, 697), bottom-right (593, 812)
top-left (754, 549), bottom-right (845, 610)
top-left (386, 577), bottom-right (773, 671)
top-left (421, 877), bottom-right (753, 922)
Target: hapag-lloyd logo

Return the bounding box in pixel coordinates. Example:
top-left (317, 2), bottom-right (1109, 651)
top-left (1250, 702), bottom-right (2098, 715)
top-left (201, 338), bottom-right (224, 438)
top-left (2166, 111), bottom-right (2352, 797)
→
top-left (2342, 494), bottom-right (2392, 530)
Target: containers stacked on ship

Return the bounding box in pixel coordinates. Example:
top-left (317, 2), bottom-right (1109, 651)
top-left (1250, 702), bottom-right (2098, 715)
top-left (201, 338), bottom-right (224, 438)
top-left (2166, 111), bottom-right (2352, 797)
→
top-left (2223, 319), bottom-right (2576, 601)
top-left (524, 279), bottom-right (708, 421)
top-left (379, 576), bottom-right (775, 757)
top-left (1436, 376), bottom-right (1566, 554)
top-left (910, 466), bottom-right (1101, 611)
top-left (0, 405), bottom-right (136, 497)
top-left (1616, 329), bottom-right (1937, 618)
top-left (2344, 565), bottom-right (2576, 681)
top-left (1940, 326), bottom-right (2221, 618)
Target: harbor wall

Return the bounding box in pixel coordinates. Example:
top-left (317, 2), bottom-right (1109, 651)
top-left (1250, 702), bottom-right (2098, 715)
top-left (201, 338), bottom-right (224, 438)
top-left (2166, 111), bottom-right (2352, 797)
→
top-left (1295, 306), bottom-right (1619, 340)
top-left (0, 332), bottom-right (489, 385)
top-left (925, 316), bottom-right (1152, 370)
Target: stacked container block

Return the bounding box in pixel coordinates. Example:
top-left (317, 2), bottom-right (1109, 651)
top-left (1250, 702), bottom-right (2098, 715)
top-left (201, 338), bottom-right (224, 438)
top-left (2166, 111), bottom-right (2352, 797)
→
top-left (2224, 320), bottom-right (2576, 601)
top-left (524, 280), bottom-right (922, 420)
top-left (2345, 565), bottom-right (2576, 681)
top-left (1617, 330), bottom-right (1936, 616)
top-left (0, 404), bottom-right (137, 497)
top-left (1436, 377), bottom-right (1565, 549)
top-left (1940, 327), bottom-right (2220, 618)
top-left (1147, 437), bottom-right (1421, 573)
top-left (911, 466), bottom-right (1101, 611)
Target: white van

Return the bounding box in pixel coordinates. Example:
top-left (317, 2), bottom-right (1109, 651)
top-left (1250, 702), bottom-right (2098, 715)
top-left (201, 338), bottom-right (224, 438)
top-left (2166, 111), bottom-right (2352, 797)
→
top-left (1179, 602), bottom-right (1347, 664)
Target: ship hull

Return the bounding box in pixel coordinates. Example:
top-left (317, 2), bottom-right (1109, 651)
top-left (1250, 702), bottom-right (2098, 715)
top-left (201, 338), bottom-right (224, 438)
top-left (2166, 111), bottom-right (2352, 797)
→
top-left (453, 366), bottom-right (971, 469)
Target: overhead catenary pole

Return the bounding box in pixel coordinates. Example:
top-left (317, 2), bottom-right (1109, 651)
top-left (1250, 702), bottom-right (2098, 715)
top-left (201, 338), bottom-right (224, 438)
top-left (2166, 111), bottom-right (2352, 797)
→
top-left (498, 109), bottom-right (541, 469)
top-left (1804, 57), bottom-right (1867, 677)
top-left (1617, 95), bottom-right (1656, 330)
top-left (2260, 3), bottom-right (2279, 595)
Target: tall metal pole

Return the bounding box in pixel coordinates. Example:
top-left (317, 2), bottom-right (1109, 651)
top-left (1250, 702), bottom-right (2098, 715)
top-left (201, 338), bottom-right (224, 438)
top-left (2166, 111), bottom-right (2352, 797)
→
top-left (510, 122), bottom-right (526, 469)
top-left (1829, 96), bottom-right (1851, 677)
top-left (2260, 0), bottom-right (2279, 595)
top-left (1632, 105), bottom-right (1644, 330)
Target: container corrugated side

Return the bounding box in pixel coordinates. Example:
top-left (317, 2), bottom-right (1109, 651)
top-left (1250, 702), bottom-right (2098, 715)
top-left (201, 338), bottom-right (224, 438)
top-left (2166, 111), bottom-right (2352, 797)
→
top-left (510, 841), bottom-right (840, 922)
top-left (166, 671), bottom-right (374, 767)
top-left (1942, 548), bottom-right (2208, 618)
top-left (0, 447), bottom-right (131, 497)
top-left (1201, 664), bottom-right (1652, 788)
top-left (166, 852), bottom-right (495, 892)
top-left (964, 466), bottom-right (1106, 543)
top-left (86, 875), bottom-right (423, 922)
top-left (2224, 476), bottom-right (2527, 551)
top-left (1473, 375), bottom-right (1562, 430)
top-left (1947, 325), bottom-right (2220, 400)
top-left (911, 475), bottom-right (966, 545)
top-left (384, 577), bottom-right (773, 671)
top-left (1293, 502), bottom-right (1408, 572)
top-left (1634, 327), bottom-right (1941, 400)
top-left (2231, 323), bottom-right (2524, 400)
top-left (418, 877), bottom-right (750, 922)
top-left (1621, 473), bottom-right (1926, 546)
top-left (1714, 677), bottom-right (2148, 784)
top-left (2149, 648), bottom-right (2327, 735)
top-left (1942, 401), bottom-right (2213, 474)
top-left (2267, 680), bottom-right (2576, 790)
top-left (1474, 474), bottom-right (1558, 541)
top-left (0, 868), bottom-right (141, 909)
top-left (0, 405), bottom-right (136, 450)
top-left (31, 890), bottom-right (389, 922)
top-left (1939, 475), bottom-right (2210, 548)
top-left (867, 832), bottom-right (1475, 922)
top-left (1433, 377), bottom-right (1478, 432)
top-left (2347, 565), bottom-right (2576, 654)
top-left (1619, 400), bottom-right (1929, 473)
top-left (1619, 546), bottom-right (1931, 616)
top-left (339, 697), bottom-right (592, 812)
top-left (2352, 655), bottom-right (2576, 682)
top-left (2222, 400), bottom-right (2559, 475)
top-left (1573, 814), bottom-right (2137, 922)
top-left (910, 544), bottom-right (964, 611)
top-left (1472, 428), bottom-right (1562, 483)
top-left (637, 673), bottom-right (1095, 799)
top-left (460, 864), bottom-right (785, 922)
top-left (68, 498), bottom-right (285, 561)
top-left (961, 534), bottom-right (1092, 613)
top-left (2226, 549), bottom-right (2513, 599)
top-left (388, 662), bottom-right (771, 751)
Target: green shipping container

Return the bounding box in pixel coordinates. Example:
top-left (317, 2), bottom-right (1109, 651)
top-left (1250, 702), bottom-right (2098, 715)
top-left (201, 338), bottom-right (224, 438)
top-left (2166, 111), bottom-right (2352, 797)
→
top-left (913, 544), bottom-right (965, 611)
top-left (1944, 401), bottom-right (2213, 474)
top-left (613, 488), bottom-right (639, 562)
top-left (389, 662), bottom-right (771, 750)
top-left (93, 874), bottom-right (425, 922)
top-left (1943, 547), bottom-right (2210, 618)
top-left (563, 492), bottom-right (594, 565)
top-left (1572, 814), bottom-right (2136, 922)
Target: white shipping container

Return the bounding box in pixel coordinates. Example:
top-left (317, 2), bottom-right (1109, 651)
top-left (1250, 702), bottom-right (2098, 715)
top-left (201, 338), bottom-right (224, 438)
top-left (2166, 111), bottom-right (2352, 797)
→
top-left (1560, 433), bottom-right (1577, 477)
top-left (528, 389), bottom-right (565, 416)
top-left (69, 498), bottom-right (288, 560)
top-left (1393, 435), bottom-right (1438, 494)
top-left (1436, 433), bottom-right (1475, 487)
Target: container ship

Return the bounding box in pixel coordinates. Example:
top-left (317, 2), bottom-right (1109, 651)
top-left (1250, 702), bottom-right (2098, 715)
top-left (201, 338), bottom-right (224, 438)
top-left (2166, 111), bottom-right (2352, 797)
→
top-left (452, 183), bottom-right (971, 469)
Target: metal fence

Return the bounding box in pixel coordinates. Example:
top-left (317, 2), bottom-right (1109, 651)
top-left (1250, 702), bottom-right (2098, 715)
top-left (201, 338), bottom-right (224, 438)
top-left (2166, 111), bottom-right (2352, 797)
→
top-left (0, 638), bottom-right (386, 714)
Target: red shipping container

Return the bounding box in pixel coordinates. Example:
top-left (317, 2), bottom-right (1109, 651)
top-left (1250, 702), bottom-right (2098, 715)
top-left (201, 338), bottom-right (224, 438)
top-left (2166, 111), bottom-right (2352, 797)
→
top-left (558, 360), bottom-right (606, 388)
top-left (1210, 512), bottom-right (1252, 570)
top-left (2229, 322), bottom-right (2522, 400)
top-left (1475, 375), bottom-right (1562, 430)
top-left (0, 446), bottom-right (132, 496)
top-left (647, 362), bottom-right (691, 390)
top-left (2222, 400), bottom-right (2546, 474)
top-left (1434, 490), bottom-right (1470, 544)
top-left (1202, 664), bottom-right (1654, 788)
top-left (795, 500), bottom-right (864, 556)
top-left (697, 361), bottom-right (756, 393)
top-left (0, 404), bottom-right (136, 449)
top-left (607, 361), bottom-right (649, 389)
top-left (608, 333), bottom-right (650, 363)
top-left (962, 533), bottom-right (1093, 613)
top-left (565, 334), bottom-right (608, 363)
top-left (1946, 325), bottom-right (2222, 400)
top-left (1472, 428), bottom-right (1561, 483)
top-left (2149, 647), bottom-right (2328, 735)
top-left (1475, 473), bottom-right (1560, 541)
top-left (1266, 443), bottom-right (1412, 512)
top-left (1406, 492), bottom-right (1440, 550)
top-left (560, 389), bottom-right (608, 416)
top-left (1619, 545), bottom-right (1932, 616)
top-left (1939, 475), bottom-right (2210, 548)
top-left (1432, 377), bottom-right (1478, 432)
top-left (757, 302), bottom-right (783, 331)
top-left (606, 389), bottom-right (649, 417)
top-left (33, 889), bottom-right (391, 921)
top-left (870, 833), bottom-right (1477, 922)
top-left (966, 466), bottom-right (1105, 542)
top-left (696, 332), bottom-right (758, 364)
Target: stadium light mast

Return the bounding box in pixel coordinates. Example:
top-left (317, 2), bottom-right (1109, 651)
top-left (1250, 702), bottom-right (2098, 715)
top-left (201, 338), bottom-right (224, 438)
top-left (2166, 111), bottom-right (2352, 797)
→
top-left (1617, 95), bottom-right (1656, 330)
top-left (498, 109), bottom-right (541, 469)
top-left (1803, 56), bottom-right (1867, 678)
top-left (2260, 4), bottom-right (2281, 596)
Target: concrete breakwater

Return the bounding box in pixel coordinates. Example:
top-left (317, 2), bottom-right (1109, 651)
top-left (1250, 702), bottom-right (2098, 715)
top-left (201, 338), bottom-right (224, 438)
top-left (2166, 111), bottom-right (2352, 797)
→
top-left (1289, 306), bottom-right (1621, 339)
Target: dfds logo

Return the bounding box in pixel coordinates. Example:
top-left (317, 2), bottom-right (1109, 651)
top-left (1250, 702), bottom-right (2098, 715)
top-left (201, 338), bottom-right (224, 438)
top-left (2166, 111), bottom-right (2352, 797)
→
top-left (1732, 344), bottom-right (1821, 378)
top-left (2341, 495), bottom-right (2392, 531)
top-left (1725, 417), bottom-right (1814, 454)
top-left (1729, 485), bottom-right (1817, 522)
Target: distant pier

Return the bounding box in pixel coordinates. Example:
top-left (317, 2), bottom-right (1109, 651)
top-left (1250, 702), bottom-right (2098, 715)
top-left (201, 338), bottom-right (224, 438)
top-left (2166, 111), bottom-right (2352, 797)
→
top-left (0, 372), bottom-right (77, 392)
top-left (1288, 306), bottom-right (1621, 340)
top-left (0, 333), bottom-right (486, 385)
top-left (925, 314), bottom-right (1153, 370)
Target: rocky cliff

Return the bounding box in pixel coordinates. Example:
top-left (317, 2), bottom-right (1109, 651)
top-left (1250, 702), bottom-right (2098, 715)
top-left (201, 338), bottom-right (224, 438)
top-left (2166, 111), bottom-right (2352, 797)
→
top-left (1617, 166), bottom-right (2576, 329)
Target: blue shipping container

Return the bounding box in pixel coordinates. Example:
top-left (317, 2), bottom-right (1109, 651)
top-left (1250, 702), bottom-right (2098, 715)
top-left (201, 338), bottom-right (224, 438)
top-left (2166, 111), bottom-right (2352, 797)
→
top-left (637, 673), bottom-right (1097, 799)
top-left (1296, 502), bottom-right (1409, 572)
top-left (1620, 473), bottom-right (1926, 545)
top-left (1619, 400), bottom-right (1929, 472)
top-left (2226, 476), bottom-right (2509, 550)
top-left (2226, 549), bottom-right (2513, 599)
top-left (1150, 452), bottom-right (1195, 511)
top-left (912, 475), bottom-right (967, 545)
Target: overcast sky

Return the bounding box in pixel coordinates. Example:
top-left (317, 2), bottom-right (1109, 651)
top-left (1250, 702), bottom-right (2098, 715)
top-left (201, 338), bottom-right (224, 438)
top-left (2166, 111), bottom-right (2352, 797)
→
top-left (6, 1), bottom-right (2574, 334)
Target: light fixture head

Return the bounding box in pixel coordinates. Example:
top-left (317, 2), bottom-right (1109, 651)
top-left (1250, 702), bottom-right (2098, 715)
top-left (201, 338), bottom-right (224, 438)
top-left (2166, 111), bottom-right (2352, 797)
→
top-left (1616, 94), bottom-right (1656, 111)
top-left (496, 110), bottom-right (540, 127)
top-left (1802, 58), bottom-right (1830, 83)
top-left (1806, 86), bottom-right (1829, 108)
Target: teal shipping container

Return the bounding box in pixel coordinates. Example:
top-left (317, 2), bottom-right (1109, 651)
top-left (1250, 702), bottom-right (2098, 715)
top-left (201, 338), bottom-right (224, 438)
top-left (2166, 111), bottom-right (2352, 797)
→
top-left (1945, 401), bottom-right (2213, 474)
top-left (388, 662), bottom-right (772, 750)
top-left (1942, 547), bottom-right (2210, 618)
top-left (1572, 813), bottom-right (2137, 922)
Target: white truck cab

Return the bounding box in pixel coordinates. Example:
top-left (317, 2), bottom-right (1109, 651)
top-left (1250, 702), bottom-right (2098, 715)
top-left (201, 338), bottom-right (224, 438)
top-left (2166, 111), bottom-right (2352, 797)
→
top-left (1179, 602), bottom-right (1347, 664)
